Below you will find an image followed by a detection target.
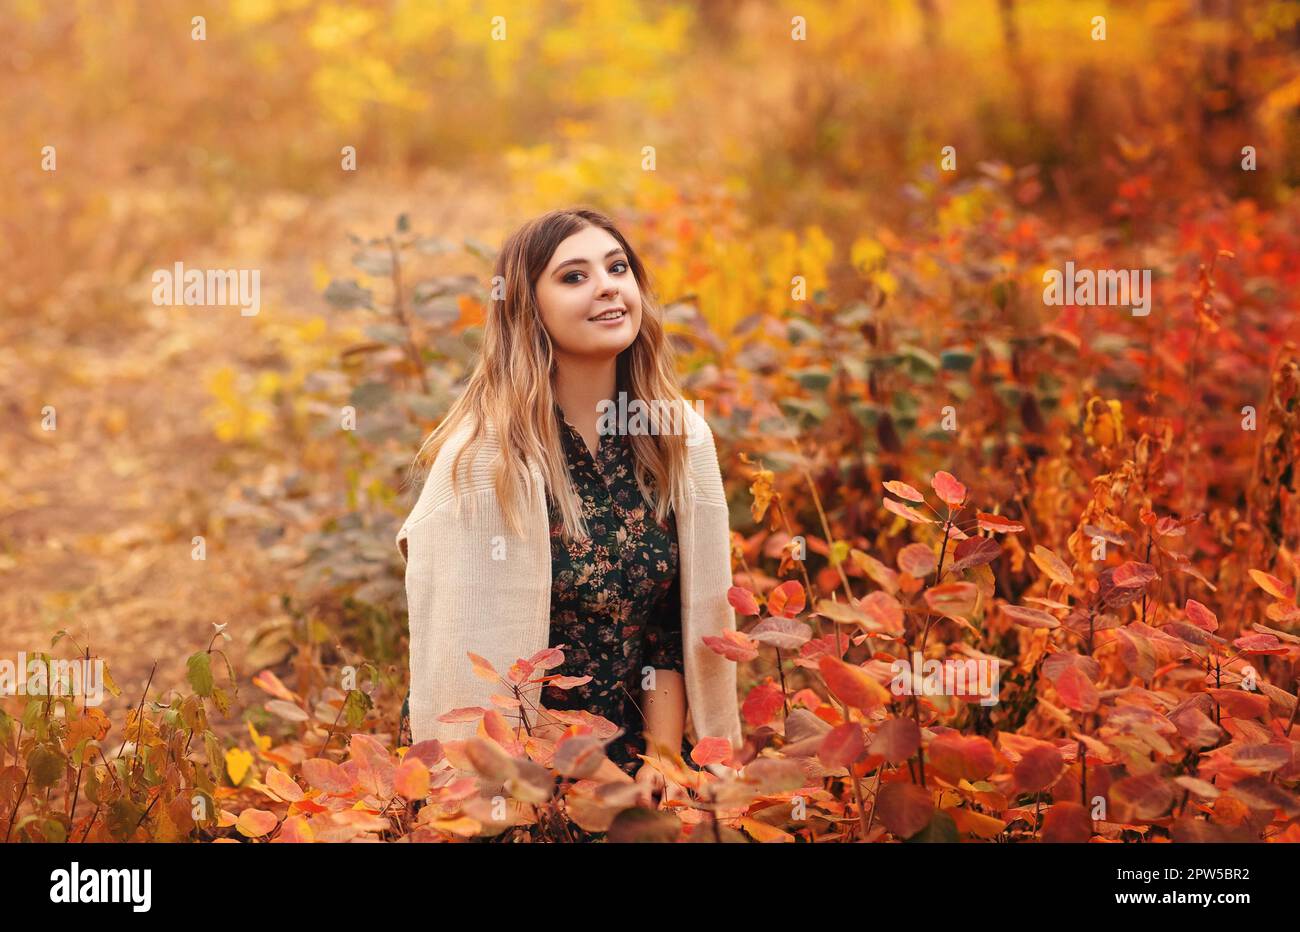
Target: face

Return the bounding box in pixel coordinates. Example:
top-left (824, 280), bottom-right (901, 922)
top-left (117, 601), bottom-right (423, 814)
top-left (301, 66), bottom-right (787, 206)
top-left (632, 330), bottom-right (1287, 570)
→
top-left (534, 225), bottom-right (642, 365)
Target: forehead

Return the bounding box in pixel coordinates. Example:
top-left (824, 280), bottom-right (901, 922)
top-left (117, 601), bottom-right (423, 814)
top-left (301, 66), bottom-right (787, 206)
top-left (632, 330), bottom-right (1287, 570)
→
top-left (544, 225), bottom-right (624, 271)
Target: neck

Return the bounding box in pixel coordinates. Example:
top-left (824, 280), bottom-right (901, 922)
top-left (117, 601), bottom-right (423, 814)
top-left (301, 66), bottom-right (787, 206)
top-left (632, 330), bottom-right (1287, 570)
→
top-left (553, 354), bottom-right (618, 435)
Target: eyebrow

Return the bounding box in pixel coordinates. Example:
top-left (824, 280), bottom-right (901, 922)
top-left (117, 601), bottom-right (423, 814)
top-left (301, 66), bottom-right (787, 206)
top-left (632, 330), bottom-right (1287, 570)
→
top-left (551, 247), bottom-right (627, 274)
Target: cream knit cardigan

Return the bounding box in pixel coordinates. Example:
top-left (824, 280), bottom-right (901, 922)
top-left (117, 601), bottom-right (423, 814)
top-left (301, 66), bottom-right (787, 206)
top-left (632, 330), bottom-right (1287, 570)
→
top-left (395, 402), bottom-right (743, 756)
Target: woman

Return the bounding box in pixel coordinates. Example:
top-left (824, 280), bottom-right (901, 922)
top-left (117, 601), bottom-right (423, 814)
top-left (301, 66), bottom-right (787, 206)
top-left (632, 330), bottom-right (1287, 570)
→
top-left (395, 207), bottom-right (743, 810)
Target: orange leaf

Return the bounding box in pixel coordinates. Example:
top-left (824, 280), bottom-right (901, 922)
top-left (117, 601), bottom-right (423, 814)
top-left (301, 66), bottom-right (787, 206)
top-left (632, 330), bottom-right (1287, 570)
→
top-left (1206, 688), bottom-right (1270, 720)
top-left (898, 543), bottom-right (937, 578)
top-left (265, 767), bottom-right (304, 802)
top-left (923, 582), bottom-right (979, 618)
top-left (818, 657), bottom-right (890, 711)
top-left (869, 717), bottom-right (920, 763)
top-left (1041, 802), bottom-right (1091, 842)
top-left (742, 681), bottom-right (786, 727)
top-left (1000, 604), bottom-right (1060, 629)
top-left (235, 808), bottom-right (279, 838)
top-left (1248, 569), bottom-right (1294, 601)
top-left (883, 498), bottom-right (935, 524)
top-left (767, 580), bottom-right (806, 618)
top-left (1184, 599), bottom-right (1219, 632)
top-left (818, 723), bottom-right (866, 768)
top-left (876, 782), bottom-right (934, 838)
top-left (728, 586), bottom-right (760, 616)
top-left (252, 669), bottom-right (299, 703)
top-left (690, 736), bottom-right (734, 767)
top-left (883, 480), bottom-right (924, 502)
top-left (931, 470), bottom-right (967, 507)
top-left (394, 757), bottom-right (431, 801)
top-left (928, 732), bottom-right (996, 784)
top-left (1013, 744), bottom-right (1066, 793)
top-left (468, 652), bottom-right (500, 683)
top-left (1030, 545), bottom-right (1074, 587)
top-left (703, 629), bottom-right (759, 662)
top-left (977, 512), bottom-right (1024, 534)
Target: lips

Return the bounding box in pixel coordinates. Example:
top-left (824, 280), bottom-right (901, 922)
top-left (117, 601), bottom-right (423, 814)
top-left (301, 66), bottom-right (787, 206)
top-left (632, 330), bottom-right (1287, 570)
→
top-left (589, 307), bottom-right (626, 322)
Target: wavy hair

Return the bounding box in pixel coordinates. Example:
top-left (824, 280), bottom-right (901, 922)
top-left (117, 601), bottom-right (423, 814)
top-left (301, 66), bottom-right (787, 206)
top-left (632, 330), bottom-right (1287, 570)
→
top-left (408, 207), bottom-right (693, 544)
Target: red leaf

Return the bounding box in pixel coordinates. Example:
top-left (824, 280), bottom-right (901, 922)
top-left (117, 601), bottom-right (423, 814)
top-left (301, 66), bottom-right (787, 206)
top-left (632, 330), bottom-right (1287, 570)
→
top-left (1109, 771), bottom-right (1174, 822)
top-left (690, 736), bottom-right (734, 767)
top-left (1232, 633), bottom-right (1286, 655)
top-left (1206, 688), bottom-right (1270, 720)
top-left (1000, 604), bottom-right (1060, 629)
top-left (1184, 599), bottom-right (1218, 632)
top-left (818, 723), bottom-right (866, 769)
top-left (1111, 561), bottom-right (1159, 588)
top-left (1054, 663), bottom-right (1100, 712)
top-left (767, 580), bottom-right (806, 618)
top-left (860, 590), bottom-right (905, 635)
top-left (897, 543), bottom-right (937, 578)
top-left (927, 732), bottom-right (996, 783)
top-left (923, 582), bottom-right (978, 618)
top-left (976, 512), bottom-right (1024, 534)
top-left (869, 717), bottom-right (921, 764)
top-left (950, 536), bottom-right (1001, 573)
top-left (1013, 744), bottom-right (1066, 793)
top-left (1041, 802), bottom-right (1092, 842)
top-left (742, 681), bottom-right (786, 727)
top-left (703, 630), bottom-right (759, 662)
top-left (876, 782), bottom-right (934, 838)
top-left (728, 586), bottom-right (761, 616)
top-left (931, 470), bottom-right (967, 507)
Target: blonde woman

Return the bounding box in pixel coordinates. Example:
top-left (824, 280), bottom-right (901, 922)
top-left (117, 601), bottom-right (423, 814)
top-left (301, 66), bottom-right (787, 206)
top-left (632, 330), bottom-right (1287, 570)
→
top-left (395, 208), bottom-right (743, 807)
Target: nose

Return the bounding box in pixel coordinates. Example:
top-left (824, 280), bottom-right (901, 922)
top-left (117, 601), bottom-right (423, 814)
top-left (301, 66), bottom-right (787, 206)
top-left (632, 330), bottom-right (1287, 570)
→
top-left (595, 269), bottom-right (620, 298)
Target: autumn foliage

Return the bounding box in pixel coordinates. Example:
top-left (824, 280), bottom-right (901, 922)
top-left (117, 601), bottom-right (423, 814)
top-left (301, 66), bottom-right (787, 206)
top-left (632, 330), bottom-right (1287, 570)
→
top-left (4, 1), bottom-right (1300, 843)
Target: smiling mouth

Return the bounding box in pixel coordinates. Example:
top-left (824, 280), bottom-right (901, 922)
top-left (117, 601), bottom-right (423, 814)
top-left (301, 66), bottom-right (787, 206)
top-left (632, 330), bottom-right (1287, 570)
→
top-left (589, 307), bottom-right (626, 322)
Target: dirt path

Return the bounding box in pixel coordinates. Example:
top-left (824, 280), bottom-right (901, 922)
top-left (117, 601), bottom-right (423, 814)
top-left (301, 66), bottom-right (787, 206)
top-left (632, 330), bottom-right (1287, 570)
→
top-left (0, 167), bottom-right (510, 746)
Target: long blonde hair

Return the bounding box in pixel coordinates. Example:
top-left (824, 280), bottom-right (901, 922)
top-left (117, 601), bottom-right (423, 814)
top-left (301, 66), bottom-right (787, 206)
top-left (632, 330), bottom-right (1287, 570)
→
top-left (409, 207), bottom-right (693, 543)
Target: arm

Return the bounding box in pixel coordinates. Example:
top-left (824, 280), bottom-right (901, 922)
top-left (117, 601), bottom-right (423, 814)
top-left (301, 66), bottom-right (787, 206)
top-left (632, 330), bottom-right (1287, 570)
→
top-left (641, 571), bottom-right (687, 755)
top-left (641, 670), bottom-right (686, 756)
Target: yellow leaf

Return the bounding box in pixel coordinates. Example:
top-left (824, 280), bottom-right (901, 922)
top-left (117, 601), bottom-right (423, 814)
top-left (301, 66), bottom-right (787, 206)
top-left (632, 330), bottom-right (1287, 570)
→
top-left (739, 817), bottom-right (795, 842)
top-left (225, 747), bottom-right (253, 786)
top-left (247, 720), bottom-right (272, 753)
top-left (943, 806), bottom-right (1006, 839)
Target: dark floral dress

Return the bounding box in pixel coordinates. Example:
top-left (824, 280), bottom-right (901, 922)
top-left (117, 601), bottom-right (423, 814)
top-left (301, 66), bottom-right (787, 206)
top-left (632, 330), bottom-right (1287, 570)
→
top-left (399, 402), bottom-right (695, 781)
top-left (538, 402), bottom-right (692, 778)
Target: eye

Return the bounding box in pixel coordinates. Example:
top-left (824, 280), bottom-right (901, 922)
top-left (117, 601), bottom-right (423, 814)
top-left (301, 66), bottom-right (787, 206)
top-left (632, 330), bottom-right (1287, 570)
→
top-left (562, 260), bottom-right (629, 284)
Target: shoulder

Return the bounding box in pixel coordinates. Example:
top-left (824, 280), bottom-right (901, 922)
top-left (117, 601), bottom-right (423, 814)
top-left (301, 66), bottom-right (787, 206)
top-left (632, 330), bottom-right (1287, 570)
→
top-left (680, 399), bottom-right (727, 505)
top-left (412, 416), bottom-right (504, 514)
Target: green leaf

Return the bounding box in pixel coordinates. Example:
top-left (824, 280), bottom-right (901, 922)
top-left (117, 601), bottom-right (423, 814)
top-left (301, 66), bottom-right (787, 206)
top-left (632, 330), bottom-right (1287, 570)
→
top-left (29, 745), bottom-right (65, 788)
top-left (204, 732), bottom-right (224, 784)
top-left (351, 247), bottom-right (393, 277)
top-left (940, 348), bottom-right (976, 371)
top-left (906, 810), bottom-right (959, 843)
top-left (107, 797), bottom-right (143, 840)
top-left (42, 819), bottom-right (67, 843)
top-left (463, 236), bottom-right (497, 264)
top-left (899, 345), bottom-right (940, 377)
top-left (344, 689), bottom-right (372, 728)
top-left (187, 651), bottom-right (214, 698)
top-left (793, 367), bottom-right (833, 391)
top-left (323, 279), bottom-right (374, 311)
